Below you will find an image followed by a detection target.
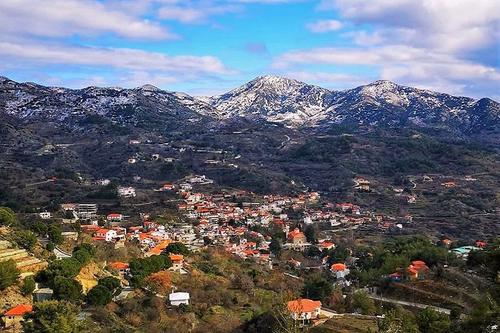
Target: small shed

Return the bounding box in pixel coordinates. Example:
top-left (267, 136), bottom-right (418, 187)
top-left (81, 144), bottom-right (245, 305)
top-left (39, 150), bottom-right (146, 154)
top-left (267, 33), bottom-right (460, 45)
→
top-left (169, 292), bottom-right (190, 306)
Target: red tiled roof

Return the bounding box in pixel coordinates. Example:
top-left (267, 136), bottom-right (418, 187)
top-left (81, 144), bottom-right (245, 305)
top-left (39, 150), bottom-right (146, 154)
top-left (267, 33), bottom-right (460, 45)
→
top-left (109, 262), bottom-right (129, 270)
top-left (4, 304), bottom-right (33, 316)
top-left (287, 299), bottom-right (321, 313)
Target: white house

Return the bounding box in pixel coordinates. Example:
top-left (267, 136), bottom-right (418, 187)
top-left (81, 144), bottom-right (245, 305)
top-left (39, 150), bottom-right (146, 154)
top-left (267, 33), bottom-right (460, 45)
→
top-left (39, 211), bottom-right (51, 219)
top-left (287, 299), bottom-right (321, 321)
top-left (118, 187), bottom-right (136, 197)
top-left (107, 213), bottom-right (123, 222)
top-left (169, 292), bottom-right (190, 306)
top-left (95, 228), bottom-right (117, 242)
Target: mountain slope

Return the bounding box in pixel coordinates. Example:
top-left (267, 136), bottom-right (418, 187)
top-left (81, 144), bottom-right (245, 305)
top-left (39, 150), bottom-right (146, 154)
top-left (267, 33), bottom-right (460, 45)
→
top-left (208, 75), bottom-right (336, 126)
top-left (0, 75), bottom-right (498, 135)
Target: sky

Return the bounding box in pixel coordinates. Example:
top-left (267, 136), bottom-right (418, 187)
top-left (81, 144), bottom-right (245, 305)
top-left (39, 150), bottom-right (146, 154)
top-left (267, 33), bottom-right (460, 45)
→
top-left (0, 0), bottom-right (499, 99)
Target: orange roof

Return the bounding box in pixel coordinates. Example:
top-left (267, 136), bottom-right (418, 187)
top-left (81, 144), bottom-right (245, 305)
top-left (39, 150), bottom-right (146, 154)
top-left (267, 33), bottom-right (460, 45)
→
top-left (96, 228), bottom-right (111, 234)
top-left (169, 254), bottom-right (184, 262)
top-left (109, 262), bottom-right (129, 270)
top-left (147, 240), bottom-right (171, 255)
top-left (411, 260), bottom-right (427, 268)
top-left (331, 263), bottom-right (347, 271)
top-left (4, 304), bottom-right (33, 316)
top-left (287, 299), bottom-right (321, 313)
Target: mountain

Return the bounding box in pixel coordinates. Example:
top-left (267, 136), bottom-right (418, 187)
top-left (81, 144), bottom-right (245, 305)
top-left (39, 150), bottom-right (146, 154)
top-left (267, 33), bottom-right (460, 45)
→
top-left (1, 75), bottom-right (498, 135)
top-left (208, 76), bottom-right (499, 134)
top-left (208, 75), bottom-right (336, 126)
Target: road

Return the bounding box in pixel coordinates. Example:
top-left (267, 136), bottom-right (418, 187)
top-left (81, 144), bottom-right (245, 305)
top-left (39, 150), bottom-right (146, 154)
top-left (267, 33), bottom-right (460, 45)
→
top-left (53, 246), bottom-right (72, 259)
top-left (368, 294), bottom-right (451, 315)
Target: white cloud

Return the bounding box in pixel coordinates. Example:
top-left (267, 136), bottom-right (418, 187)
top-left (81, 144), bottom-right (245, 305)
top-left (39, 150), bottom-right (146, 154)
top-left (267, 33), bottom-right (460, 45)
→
top-left (306, 20), bottom-right (343, 33)
top-left (0, 0), bottom-right (175, 40)
top-left (158, 3), bottom-right (240, 23)
top-left (273, 45), bottom-right (500, 97)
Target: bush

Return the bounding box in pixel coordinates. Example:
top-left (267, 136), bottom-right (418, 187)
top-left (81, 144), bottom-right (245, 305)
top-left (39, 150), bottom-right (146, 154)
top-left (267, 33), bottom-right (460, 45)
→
top-left (13, 230), bottom-right (37, 250)
top-left (22, 300), bottom-right (80, 333)
top-left (21, 276), bottom-right (36, 295)
top-left (163, 242), bottom-right (190, 256)
top-left (129, 255), bottom-right (172, 287)
top-left (86, 284), bottom-right (113, 306)
top-left (0, 259), bottom-right (20, 290)
top-left (52, 276), bottom-right (82, 301)
top-left (0, 206), bottom-right (16, 226)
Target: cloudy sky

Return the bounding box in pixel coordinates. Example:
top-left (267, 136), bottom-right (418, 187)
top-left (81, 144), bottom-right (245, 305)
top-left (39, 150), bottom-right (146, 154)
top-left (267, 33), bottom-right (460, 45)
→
top-left (0, 0), bottom-right (499, 99)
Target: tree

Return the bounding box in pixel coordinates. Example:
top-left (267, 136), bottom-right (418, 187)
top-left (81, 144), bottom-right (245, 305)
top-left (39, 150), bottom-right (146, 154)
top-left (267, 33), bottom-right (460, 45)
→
top-left (23, 300), bottom-right (81, 333)
top-left (21, 276), bottom-right (36, 295)
top-left (380, 306), bottom-right (419, 333)
top-left (163, 242), bottom-right (190, 256)
top-left (13, 230), bottom-right (37, 250)
top-left (304, 225), bottom-right (318, 244)
top-left (0, 206), bottom-right (16, 226)
top-left (98, 276), bottom-right (121, 294)
top-left (417, 307), bottom-right (451, 333)
top-left (52, 276), bottom-right (82, 301)
top-left (48, 224), bottom-right (64, 245)
top-left (144, 271), bottom-right (172, 295)
top-left (86, 284), bottom-right (112, 306)
top-left (129, 255), bottom-right (172, 287)
top-left (269, 237), bottom-right (282, 257)
top-left (302, 275), bottom-right (333, 303)
top-left (351, 291), bottom-right (377, 315)
top-left (37, 258), bottom-right (82, 284)
top-left (0, 259), bottom-right (19, 290)
top-left (72, 244), bottom-right (95, 265)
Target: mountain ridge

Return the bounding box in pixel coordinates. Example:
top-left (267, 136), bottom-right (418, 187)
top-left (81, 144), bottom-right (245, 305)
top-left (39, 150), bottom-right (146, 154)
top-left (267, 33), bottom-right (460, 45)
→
top-left (0, 75), bottom-right (498, 135)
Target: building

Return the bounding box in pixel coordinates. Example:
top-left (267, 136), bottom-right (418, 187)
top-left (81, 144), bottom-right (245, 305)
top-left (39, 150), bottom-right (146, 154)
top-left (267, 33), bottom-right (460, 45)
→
top-left (95, 228), bottom-right (117, 242)
top-left (169, 254), bottom-right (184, 272)
top-left (76, 203), bottom-right (98, 220)
top-left (33, 287), bottom-right (54, 302)
top-left (169, 292), bottom-right (190, 306)
top-left (407, 260), bottom-right (430, 280)
top-left (118, 187), bottom-right (136, 198)
top-left (107, 213), bottom-right (123, 222)
top-left (331, 263), bottom-right (350, 279)
top-left (108, 262), bottom-right (129, 274)
top-left (287, 299), bottom-right (321, 321)
top-left (2, 304), bottom-right (33, 329)
top-left (39, 211), bottom-right (51, 219)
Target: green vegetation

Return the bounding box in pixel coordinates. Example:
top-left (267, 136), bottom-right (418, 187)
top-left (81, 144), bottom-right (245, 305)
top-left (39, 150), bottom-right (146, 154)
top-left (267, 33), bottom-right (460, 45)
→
top-left (129, 254), bottom-right (172, 287)
top-left (21, 275), bottom-right (37, 295)
top-left (0, 259), bottom-right (20, 290)
top-left (12, 229), bottom-right (37, 250)
top-left (23, 300), bottom-right (81, 333)
top-left (53, 276), bottom-right (83, 301)
top-left (163, 242), bottom-right (190, 256)
top-left (0, 206), bottom-right (16, 226)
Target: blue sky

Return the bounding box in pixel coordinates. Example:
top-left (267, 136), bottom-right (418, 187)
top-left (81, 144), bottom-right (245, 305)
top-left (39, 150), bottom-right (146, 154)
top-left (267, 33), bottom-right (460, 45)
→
top-left (0, 0), bottom-right (498, 99)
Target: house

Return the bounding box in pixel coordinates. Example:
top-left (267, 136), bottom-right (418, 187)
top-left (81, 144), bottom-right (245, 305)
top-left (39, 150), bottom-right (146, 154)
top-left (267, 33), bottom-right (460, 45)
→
top-left (161, 183), bottom-right (175, 191)
top-left (107, 213), bottom-right (123, 222)
top-left (407, 260), bottom-right (430, 280)
top-left (95, 228), bottom-right (117, 242)
top-left (441, 181), bottom-right (456, 188)
top-left (288, 228), bottom-right (306, 245)
top-left (319, 240), bottom-right (335, 250)
top-left (169, 254), bottom-right (184, 272)
top-left (331, 263), bottom-right (350, 279)
top-left (354, 177), bottom-right (371, 192)
top-left (33, 287), bottom-right (53, 302)
top-left (75, 203), bottom-right (98, 220)
top-left (169, 292), bottom-right (190, 306)
top-left (39, 211), bottom-right (51, 219)
top-left (108, 261), bottom-right (129, 274)
top-left (118, 187), bottom-right (136, 197)
top-left (287, 299), bottom-right (321, 321)
top-left (2, 304), bottom-right (33, 329)
top-left (452, 246), bottom-right (481, 259)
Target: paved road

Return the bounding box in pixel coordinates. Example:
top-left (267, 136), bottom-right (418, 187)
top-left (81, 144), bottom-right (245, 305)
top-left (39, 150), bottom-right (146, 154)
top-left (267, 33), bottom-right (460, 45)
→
top-left (368, 294), bottom-right (451, 314)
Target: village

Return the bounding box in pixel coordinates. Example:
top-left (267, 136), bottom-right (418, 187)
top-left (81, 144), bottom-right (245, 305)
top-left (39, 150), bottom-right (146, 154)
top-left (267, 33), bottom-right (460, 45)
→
top-left (0, 169), bottom-right (495, 333)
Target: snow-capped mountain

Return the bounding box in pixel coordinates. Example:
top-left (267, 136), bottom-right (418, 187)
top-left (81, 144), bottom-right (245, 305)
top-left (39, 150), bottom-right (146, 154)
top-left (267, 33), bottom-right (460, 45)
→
top-left (0, 75), bottom-right (498, 135)
top-left (0, 76), bottom-right (216, 129)
top-left (208, 75), bottom-right (336, 126)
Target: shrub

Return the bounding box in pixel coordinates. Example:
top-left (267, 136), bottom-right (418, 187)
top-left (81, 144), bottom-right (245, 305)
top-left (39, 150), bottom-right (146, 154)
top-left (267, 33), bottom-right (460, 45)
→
top-left (0, 259), bottom-right (19, 290)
